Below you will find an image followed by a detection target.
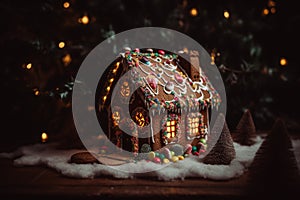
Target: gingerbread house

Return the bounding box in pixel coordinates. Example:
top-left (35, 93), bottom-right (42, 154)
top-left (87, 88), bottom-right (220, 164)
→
top-left (96, 48), bottom-right (221, 154)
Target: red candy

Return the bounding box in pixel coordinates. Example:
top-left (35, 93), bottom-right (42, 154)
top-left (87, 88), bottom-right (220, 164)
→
top-left (158, 50), bottom-right (165, 55)
top-left (193, 151), bottom-right (200, 156)
top-left (153, 157), bottom-right (161, 163)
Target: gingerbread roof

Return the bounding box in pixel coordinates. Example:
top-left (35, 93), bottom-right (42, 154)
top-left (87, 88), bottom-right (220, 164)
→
top-left (122, 48), bottom-right (221, 111)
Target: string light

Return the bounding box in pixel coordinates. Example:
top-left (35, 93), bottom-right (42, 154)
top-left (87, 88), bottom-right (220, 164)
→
top-left (34, 90), bottom-right (40, 96)
top-left (62, 53), bottom-right (72, 66)
top-left (262, 8), bottom-right (269, 16)
top-left (26, 63), bottom-right (32, 69)
top-left (103, 96), bottom-right (107, 101)
top-left (78, 15), bottom-right (89, 25)
top-left (210, 52), bottom-right (215, 65)
top-left (280, 58), bottom-right (287, 66)
top-left (224, 10), bottom-right (230, 19)
top-left (106, 86), bottom-right (110, 91)
top-left (109, 78), bottom-right (114, 83)
top-left (190, 8), bottom-right (198, 17)
top-left (63, 2), bottom-right (70, 9)
top-left (58, 41), bottom-right (65, 49)
top-left (113, 62), bottom-right (120, 73)
top-left (270, 7), bottom-right (276, 14)
top-left (268, 0), bottom-right (276, 7)
top-left (41, 132), bottom-right (48, 143)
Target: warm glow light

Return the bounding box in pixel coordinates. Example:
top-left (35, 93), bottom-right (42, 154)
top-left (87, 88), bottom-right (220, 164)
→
top-left (63, 2), bottom-right (70, 8)
top-left (103, 96), bottom-right (107, 101)
top-left (263, 8), bottom-right (269, 16)
top-left (211, 52), bottom-right (216, 65)
top-left (41, 132), bottom-right (48, 143)
top-left (224, 11), bottom-right (230, 19)
top-left (190, 8), bottom-right (198, 16)
top-left (116, 62), bottom-right (120, 67)
top-left (135, 112), bottom-right (146, 127)
top-left (106, 86), bottom-right (110, 91)
top-left (280, 58), bottom-right (287, 66)
top-left (270, 7), bottom-right (276, 14)
top-left (268, 0), bottom-right (276, 7)
top-left (62, 54), bottom-right (72, 66)
top-left (109, 78), bottom-right (114, 83)
top-left (167, 127), bottom-right (171, 132)
top-left (26, 63), bottom-right (32, 69)
top-left (34, 90), bottom-right (40, 96)
top-left (80, 15), bottom-right (89, 24)
top-left (58, 41), bottom-right (65, 49)
top-left (112, 69), bottom-right (117, 73)
top-left (112, 111), bottom-right (120, 126)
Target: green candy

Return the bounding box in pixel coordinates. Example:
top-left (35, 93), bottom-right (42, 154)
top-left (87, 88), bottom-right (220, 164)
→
top-left (155, 152), bottom-right (160, 157)
top-left (159, 154), bottom-right (165, 159)
top-left (192, 146), bottom-right (197, 152)
top-left (200, 138), bottom-right (206, 144)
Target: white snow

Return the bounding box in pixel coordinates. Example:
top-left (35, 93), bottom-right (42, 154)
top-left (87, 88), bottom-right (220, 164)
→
top-left (0, 137), bottom-right (287, 181)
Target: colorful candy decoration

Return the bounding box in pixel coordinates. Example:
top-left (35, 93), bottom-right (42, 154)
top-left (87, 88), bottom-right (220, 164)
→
top-left (158, 49), bottom-right (165, 55)
top-left (122, 49), bottom-right (221, 112)
top-left (192, 146), bottom-right (197, 152)
top-left (140, 143), bottom-right (151, 153)
top-left (178, 155), bottom-right (185, 160)
top-left (193, 151), bottom-right (200, 156)
top-left (146, 76), bottom-right (158, 90)
top-left (172, 156), bottom-right (179, 162)
top-left (171, 151), bottom-right (175, 156)
top-left (184, 144), bottom-right (192, 154)
top-left (146, 48), bottom-right (153, 53)
top-left (148, 151), bottom-right (156, 160)
top-left (163, 158), bottom-right (170, 164)
top-left (174, 73), bottom-right (184, 84)
top-left (169, 144), bottom-right (184, 156)
top-left (124, 47), bottom-right (131, 52)
top-left (153, 157), bottom-right (161, 163)
top-left (162, 148), bottom-right (172, 159)
top-left (165, 81), bottom-right (174, 92)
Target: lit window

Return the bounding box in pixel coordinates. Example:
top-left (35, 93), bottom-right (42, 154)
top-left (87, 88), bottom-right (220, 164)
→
top-left (166, 120), bottom-right (177, 138)
top-left (132, 107), bottom-right (149, 127)
top-left (112, 111), bottom-right (120, 126)
top-left (187, 113), bottom-right (204, 139)
top-left (121, 81), bottom-right (130, 97)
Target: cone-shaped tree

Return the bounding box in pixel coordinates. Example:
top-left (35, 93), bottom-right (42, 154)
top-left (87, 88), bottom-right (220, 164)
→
top-left (232, 109), bottom-right (256, 145)
top-left (247, 119), bottom-right (300, 198)
top-left (203, 114), bottom-right (236, 165)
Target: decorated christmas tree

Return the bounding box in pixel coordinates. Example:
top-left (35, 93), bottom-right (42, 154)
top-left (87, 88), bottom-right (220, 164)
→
top-left (203, 114), bottom-right (236, 165)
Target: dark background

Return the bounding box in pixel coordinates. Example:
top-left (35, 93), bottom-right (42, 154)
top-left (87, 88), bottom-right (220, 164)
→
top-left (0, 0), bottom-right (299, 145)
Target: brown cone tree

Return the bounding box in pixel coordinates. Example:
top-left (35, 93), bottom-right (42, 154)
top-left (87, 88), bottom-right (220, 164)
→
top-left (247, 119), bottom-right (300, 198)
top-left (232, 109), bottom-right (256, 145)
top-left (203, 114), bottom-right (236, 165)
